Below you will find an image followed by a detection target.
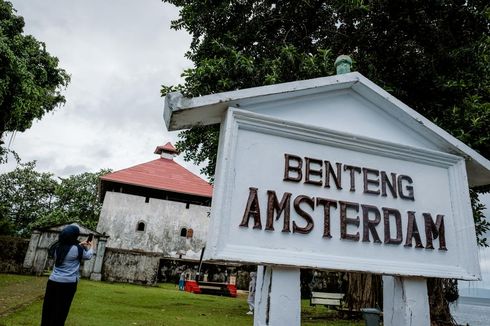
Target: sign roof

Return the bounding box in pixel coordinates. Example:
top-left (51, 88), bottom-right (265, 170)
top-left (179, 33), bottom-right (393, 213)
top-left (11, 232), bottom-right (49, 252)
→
top-left (164, 72), bottom-right (490, 187)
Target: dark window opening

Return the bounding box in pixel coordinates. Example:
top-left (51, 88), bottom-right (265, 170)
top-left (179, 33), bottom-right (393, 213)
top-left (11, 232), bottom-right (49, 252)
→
top-left (145, 196), bottom-right (150, 203)
top-left (137, 222), bottom-right (146, 232)
top-left (180, 228), bottom-right (187, 237)
top-left (186, 202), bottom-right (190, 209)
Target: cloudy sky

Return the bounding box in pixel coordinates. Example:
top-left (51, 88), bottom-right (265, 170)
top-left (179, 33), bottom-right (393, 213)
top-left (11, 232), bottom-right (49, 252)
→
top-left (3, 0), bottom-right (490, 292)
top-left (2, 0), bottom-right (196, 177)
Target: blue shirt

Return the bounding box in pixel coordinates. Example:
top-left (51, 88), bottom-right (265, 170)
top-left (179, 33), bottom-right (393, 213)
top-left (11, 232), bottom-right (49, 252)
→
top-left (49, 245), bottom-right (93, 283)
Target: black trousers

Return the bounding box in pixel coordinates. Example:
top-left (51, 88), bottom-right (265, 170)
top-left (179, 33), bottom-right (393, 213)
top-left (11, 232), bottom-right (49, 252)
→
top-left (41, 280), bottom-right (77, 326)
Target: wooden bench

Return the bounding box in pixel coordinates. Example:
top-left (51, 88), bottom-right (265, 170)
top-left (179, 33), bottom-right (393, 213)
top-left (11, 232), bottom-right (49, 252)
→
top-left (310, 292), bottom-right (345, 309)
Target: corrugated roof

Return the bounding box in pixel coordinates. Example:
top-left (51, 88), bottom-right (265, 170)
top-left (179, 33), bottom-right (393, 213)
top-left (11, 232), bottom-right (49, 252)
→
top-left (101, 158), bottom-right (212, 198)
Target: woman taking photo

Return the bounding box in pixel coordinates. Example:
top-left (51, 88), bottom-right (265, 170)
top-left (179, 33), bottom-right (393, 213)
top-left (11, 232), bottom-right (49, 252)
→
top-left (41, 224), bottom-right (93, 325)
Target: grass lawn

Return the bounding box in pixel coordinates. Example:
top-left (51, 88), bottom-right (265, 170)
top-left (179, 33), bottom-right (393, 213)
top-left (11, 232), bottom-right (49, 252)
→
top-left (0, 274), bottom-right (363, 325)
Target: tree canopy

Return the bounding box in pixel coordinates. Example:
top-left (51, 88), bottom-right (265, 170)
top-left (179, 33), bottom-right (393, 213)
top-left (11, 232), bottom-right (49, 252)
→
top-left (0, 161), bottom-right (56, 236)
top-left (162, 0), bottom-right (490, 235)
top-left (0, 1), bottom-right (70, 161)
top-left (162, 2), bottom-right (489, 322)
top-left (0, 161), bottom-right (110, 237)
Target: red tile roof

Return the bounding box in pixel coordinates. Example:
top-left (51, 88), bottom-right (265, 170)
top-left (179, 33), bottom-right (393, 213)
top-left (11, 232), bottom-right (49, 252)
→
top-left (101, 158), bottom-right (212, 198)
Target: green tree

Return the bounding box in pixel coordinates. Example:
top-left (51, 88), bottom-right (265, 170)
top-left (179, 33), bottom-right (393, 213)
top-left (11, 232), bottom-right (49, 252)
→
top-left (0, 162), bottom-right (110, 237)
top-left (162, 1), bottom-right (489, 324)
top-left (0, 161), bottom-right (56, 237)
top-left (163, 0), bottom-right (489, 179)
top-left (0, 1), bottom-right (70, 162)
top-left (45, 169), bottom-right (111, 231)
top-left (162, 0), bottom-right (490, 239)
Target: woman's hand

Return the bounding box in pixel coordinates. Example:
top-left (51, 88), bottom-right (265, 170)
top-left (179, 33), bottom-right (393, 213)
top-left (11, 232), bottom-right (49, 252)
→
top-left (80, 240), bottom-right (92, 249)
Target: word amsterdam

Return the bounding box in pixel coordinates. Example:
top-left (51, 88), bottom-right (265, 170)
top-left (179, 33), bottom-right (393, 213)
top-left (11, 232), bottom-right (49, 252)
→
top-left (239, 153), bottom-right (447, 251)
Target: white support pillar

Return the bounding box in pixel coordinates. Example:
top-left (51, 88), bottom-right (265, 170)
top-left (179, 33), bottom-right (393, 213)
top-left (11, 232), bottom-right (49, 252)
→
top-left (254, 266), bottom-right (301, 326)
top-left (90, 237), bottom-right (107, 281)
top-left (23, 230), bottom-right (41, 270)
top-left (383, 275), bottom-right (431, 326)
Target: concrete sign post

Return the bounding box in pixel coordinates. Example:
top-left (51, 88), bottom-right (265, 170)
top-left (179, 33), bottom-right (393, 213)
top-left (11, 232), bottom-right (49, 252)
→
top-left (164, 69), bottom-right (490, 326)
top-left (383, 276), bottom-right (431, 325)
top-left (254, 266), bottom-right (301, 325)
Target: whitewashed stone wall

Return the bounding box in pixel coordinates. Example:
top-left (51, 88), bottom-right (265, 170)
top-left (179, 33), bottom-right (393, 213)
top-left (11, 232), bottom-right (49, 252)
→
top-left (101, 248), bottom-right (161, 285)
top-left (96, 192), bottom-right (211, 260)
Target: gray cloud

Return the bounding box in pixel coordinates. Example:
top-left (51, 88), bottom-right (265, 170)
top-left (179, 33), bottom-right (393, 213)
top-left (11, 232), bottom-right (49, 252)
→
top-left (3, 0), bottom-right (192, 177)
top-left (57, 164), bottom-right (92, 177)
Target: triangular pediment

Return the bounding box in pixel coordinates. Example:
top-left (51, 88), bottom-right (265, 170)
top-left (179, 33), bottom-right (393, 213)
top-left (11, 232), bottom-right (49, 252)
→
top-left (164, 72), bottom-right (490, 187)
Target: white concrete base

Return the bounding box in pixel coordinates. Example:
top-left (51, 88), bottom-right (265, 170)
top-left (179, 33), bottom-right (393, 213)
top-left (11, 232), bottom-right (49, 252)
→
top-left (254, 266), bottom-right (301, 326)
top-left (383, 276), bottom-right (431, 326)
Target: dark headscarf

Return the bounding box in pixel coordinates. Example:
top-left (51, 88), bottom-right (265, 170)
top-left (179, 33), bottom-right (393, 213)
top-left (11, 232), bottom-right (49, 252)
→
top-left (54, 225), bottom-right (80, 266)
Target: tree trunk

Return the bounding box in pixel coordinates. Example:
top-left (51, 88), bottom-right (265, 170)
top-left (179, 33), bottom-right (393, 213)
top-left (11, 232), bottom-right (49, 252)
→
top-left (427, 278), bottom-right (458, 326)
top-left (345, 272), bottom-right (382, 312)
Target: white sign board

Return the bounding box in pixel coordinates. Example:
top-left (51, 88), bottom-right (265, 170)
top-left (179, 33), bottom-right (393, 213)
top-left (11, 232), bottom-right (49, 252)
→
top-left (204, 107), bottom-right (480, 280)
